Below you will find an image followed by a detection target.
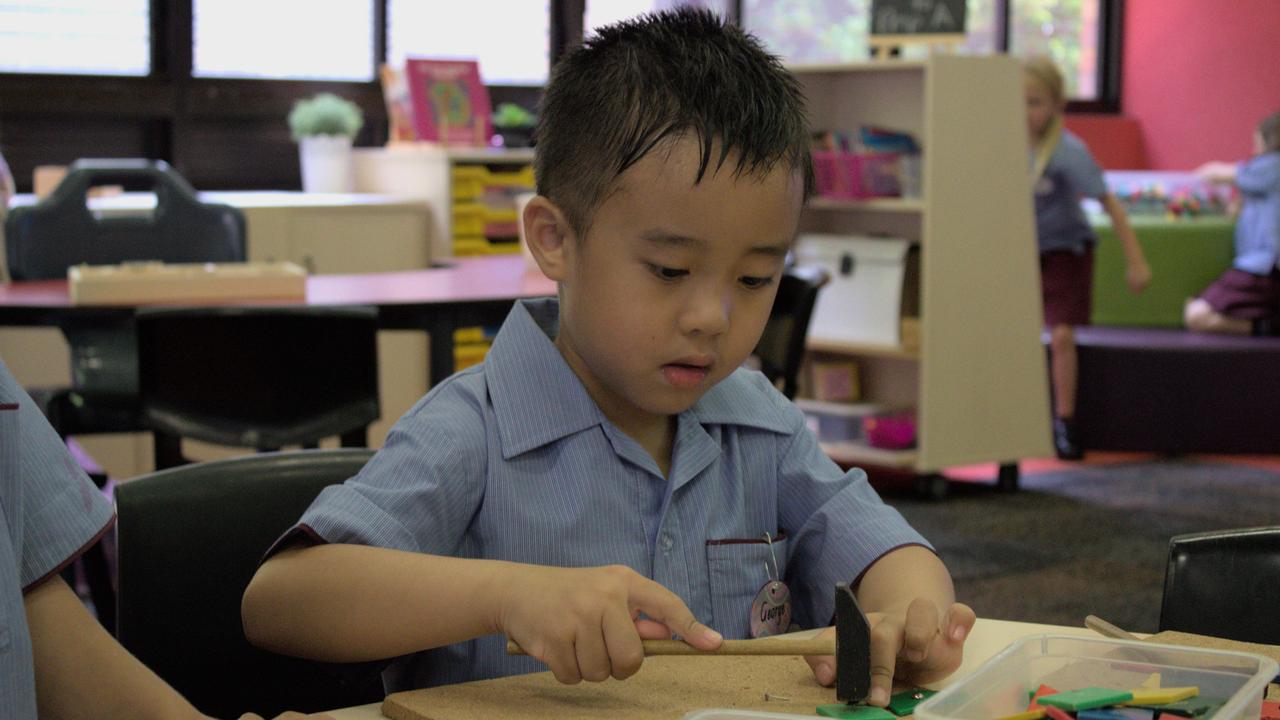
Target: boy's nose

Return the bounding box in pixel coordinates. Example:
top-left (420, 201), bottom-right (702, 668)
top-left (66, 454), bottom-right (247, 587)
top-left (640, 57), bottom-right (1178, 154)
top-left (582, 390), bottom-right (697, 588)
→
top-left (680, 286), bottom-right (730, 337)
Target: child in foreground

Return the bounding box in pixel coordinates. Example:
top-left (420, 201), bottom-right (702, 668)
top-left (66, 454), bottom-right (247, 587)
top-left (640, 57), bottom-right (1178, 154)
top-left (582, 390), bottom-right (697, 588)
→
top-left (243, 9), bottom-right (973, 707)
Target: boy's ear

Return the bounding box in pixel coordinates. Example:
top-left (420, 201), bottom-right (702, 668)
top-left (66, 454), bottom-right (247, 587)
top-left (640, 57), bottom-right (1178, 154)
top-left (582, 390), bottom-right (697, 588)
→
top-left (522, 195), bottom-right (575, 281)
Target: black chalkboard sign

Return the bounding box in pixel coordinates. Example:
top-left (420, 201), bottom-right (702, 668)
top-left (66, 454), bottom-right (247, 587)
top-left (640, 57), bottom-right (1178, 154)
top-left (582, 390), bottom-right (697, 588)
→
top-left (870, 0), bottom-right (967, 36)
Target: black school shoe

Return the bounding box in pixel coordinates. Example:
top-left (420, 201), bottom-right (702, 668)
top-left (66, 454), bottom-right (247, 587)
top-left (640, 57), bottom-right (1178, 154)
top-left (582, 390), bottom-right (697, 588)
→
top-left (1053, 417), bottom-right (1084, 461)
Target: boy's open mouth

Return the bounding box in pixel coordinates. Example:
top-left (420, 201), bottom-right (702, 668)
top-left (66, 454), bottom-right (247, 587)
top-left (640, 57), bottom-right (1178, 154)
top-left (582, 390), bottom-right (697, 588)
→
top-left (661, 362), bottom-right (710, 388)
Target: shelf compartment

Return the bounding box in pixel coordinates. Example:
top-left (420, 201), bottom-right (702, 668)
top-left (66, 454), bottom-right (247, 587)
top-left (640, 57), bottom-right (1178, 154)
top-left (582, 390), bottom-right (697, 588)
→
top-left (807, 197), bottom-right (925, 213)
top-left (807, 337), bottom-right (920, 360)
top-left (820, 440), bottom-right (918, 469)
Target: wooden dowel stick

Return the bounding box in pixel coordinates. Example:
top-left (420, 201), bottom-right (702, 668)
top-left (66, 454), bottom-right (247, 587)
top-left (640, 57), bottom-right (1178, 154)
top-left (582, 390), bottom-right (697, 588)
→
top-left (506, 637), bottom-right (834, 657)
top-left (1084, 615), bottom-right (1142, 642)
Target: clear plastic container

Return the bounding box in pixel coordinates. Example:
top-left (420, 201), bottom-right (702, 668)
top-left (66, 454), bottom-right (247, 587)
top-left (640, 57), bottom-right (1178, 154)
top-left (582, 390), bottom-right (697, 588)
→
top-left (682, 711), bottom-right (817, 720)
top-left (915, 635), bottom-right (1278, 720)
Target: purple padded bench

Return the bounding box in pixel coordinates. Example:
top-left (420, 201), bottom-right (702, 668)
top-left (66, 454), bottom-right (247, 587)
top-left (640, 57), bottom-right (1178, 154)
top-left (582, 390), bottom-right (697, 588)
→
top-left (1066, 326), bottom-right (1280, 455)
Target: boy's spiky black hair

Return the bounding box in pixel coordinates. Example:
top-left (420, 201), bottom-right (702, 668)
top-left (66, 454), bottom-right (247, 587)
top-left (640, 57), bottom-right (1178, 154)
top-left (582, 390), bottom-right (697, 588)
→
top-left (534, 7), bottom-right (814, 237)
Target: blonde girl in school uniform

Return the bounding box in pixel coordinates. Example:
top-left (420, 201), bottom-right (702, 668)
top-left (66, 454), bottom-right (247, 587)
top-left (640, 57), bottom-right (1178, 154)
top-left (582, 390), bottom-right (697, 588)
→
top-left (1024, 56), bottom-right (1152, 459)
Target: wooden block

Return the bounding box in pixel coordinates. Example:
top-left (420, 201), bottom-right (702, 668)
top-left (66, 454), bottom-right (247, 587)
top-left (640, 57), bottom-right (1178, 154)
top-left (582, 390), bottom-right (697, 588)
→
top-left (382, 655), bottom-right (836, 720)
top-left (1125, 687), bottom-right (1198, 705)
top-left (1261, 698), bottom-right (1280, 719)
top-left (1039, 688), bottom-right (1134, 712)
top-left (1139, 673), bottom-right (1162, 689)
top-left (1043, 706), bottom-right (1074, 720)
top-left (68, 261), bottom-right (307, 305)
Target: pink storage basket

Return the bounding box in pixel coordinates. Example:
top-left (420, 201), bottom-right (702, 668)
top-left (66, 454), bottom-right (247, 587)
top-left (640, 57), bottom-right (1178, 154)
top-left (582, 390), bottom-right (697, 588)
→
top-left (812, 151), bottom-right (902, 199)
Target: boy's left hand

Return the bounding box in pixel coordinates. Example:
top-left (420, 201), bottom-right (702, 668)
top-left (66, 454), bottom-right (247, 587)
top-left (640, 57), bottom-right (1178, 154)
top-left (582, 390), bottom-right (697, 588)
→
top-left (804, 599), bottom-right (976, 707)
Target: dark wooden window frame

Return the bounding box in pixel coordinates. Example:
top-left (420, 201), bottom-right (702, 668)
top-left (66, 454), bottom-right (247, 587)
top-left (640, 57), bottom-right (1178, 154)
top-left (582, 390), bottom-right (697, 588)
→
top-left (0, 0), bottom-right (1119, 192)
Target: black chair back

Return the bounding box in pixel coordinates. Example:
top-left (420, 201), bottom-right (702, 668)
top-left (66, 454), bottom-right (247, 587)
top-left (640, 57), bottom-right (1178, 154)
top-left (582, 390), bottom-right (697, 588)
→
top-left (115, 449), bottom-right (385, 718)
top-left (135, 306), bottom-right (380, 468)
top-left (4, 158), bottom-right (245, 281)
top-left (1159, 526), bottom-right (1280, 644)
top-left (754, 265), bottom-right (830, 399)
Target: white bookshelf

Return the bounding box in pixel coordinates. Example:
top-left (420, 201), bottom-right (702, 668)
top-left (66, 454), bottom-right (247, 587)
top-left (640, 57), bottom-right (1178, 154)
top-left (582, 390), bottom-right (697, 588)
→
top-left (794, 54), bottom-right (1053, 477)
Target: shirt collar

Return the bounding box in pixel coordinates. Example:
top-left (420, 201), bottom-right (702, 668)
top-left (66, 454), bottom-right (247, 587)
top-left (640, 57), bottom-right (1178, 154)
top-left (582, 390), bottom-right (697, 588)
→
top-left (486, 298), bottom-right (605, 459)
top-left (486, 299), bottom-right (795, 460)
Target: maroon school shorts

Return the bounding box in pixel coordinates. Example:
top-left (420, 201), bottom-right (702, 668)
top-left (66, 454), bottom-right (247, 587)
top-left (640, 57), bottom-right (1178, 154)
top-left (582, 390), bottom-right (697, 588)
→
top-left (1200, 267), bottom-right (1280, 320)
top-left (1040, 247), bottom-right (1094, 327)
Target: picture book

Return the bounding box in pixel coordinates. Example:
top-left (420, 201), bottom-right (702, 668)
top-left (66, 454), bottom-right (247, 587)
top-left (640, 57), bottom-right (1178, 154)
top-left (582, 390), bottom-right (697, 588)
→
top-left (403, 58), bottom-right (493, 147)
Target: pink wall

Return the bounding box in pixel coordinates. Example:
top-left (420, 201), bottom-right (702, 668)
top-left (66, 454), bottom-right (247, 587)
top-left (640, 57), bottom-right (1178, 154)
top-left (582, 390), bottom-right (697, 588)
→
top-left (1123, 0), bottom-right (1280, 170)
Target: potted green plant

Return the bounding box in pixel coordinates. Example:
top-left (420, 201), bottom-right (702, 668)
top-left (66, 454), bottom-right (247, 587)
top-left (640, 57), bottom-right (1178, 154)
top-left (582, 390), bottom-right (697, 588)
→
top-left (288, 93), bottom-right (364, 192)
top-left (492, 103), bottom-right (536, 148)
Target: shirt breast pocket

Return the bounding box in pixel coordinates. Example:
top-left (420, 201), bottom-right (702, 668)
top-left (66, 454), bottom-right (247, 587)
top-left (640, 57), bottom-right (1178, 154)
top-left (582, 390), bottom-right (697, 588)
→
top-left (704, 533), bottom-right (788, 639)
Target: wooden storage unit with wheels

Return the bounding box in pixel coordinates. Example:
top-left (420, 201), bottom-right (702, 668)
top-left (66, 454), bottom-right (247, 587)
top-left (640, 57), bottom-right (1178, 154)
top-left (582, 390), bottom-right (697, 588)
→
top-left (792, 55), bottom-right (1052, 496)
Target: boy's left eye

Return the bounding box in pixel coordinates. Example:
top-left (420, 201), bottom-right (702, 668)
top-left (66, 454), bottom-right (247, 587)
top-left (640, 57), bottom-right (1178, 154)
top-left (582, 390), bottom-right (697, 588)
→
top-left (740, 275), bottom-right (776, 289)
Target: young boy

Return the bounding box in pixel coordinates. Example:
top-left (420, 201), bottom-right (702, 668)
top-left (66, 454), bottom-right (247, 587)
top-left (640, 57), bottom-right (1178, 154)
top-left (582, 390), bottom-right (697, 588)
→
top-left (243, 9), bottom-right (973, 707)
top-left (0, 359), bottom-right (327, 720)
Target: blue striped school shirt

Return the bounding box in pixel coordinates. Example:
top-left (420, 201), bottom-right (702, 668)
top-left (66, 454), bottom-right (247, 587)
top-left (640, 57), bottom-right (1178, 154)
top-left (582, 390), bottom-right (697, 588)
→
top-left (290, 298), bottom-right (930, 691)
top-left (0, 360), bottom-right (114, 719)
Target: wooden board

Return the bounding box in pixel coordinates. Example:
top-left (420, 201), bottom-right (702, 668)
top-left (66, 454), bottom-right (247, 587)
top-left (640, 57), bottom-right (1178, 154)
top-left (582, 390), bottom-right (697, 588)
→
top-left (1145, 630), bottom-right (1280, 666)
top-left (1145, 631), bottom-right (1280, 703)
top-left (68, 261), bottom-right (306, 305)
top-left (382, 655), bottom-right (837, 720)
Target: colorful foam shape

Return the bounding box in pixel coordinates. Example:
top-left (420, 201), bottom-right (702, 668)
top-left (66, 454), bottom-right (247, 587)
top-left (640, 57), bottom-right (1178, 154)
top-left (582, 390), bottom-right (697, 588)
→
top-left (1043, 706), bottom-right (1074, 720)
top-left (1029, 684), bottom-right (1060, 710)
top-left (886, 688), bottom-right (936, 716)
top-left (996, 710), bottom-right (1046, 720)
top-left (1079, 709), bottom-right (1154, 720)
top-left (1039, 688), bottom-right (1135, 712)
top-left (1126, 687), bottom-right (1199, 705)
top-left (1127, 697), bottom-right (1222, 717)
top-left (816, 703), bottom-right (896, 719)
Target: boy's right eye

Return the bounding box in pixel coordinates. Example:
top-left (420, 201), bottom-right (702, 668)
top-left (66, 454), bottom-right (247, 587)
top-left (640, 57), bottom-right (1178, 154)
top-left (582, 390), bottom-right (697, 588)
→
top-left (647, 263), bottom-right (689, 281)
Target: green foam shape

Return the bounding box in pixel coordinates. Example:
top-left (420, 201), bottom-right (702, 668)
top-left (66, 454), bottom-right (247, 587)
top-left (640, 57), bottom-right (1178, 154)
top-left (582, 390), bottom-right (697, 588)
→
top-left (1039, 688), bottom-right (1135, 712)
top-left (887, 688), bottom-right (937, 716)
top-left (816, 703), bottom-right (897, 719)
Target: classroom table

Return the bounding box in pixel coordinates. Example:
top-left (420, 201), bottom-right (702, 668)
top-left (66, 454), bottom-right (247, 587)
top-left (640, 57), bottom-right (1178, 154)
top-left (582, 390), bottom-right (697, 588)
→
top-left (321, 618), bottom-right (1100, 719)
top-left (0, 255), bottom-right (557, 386)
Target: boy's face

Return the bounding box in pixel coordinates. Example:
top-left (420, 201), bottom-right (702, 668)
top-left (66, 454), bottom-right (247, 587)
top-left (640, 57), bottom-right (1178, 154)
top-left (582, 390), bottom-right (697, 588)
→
top-left (536, 136), bottom-right (803, 438)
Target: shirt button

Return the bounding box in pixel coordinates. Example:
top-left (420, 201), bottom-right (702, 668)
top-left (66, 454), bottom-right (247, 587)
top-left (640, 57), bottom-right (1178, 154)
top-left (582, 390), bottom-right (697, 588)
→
top-left (659, 533), bottom-right (674, 551)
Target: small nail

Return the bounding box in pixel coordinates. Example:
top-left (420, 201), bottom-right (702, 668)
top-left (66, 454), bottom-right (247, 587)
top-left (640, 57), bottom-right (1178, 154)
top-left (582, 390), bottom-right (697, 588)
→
top-left (907, 649), bottom-right (925, 662)
top-left (870, 687), bottom-right (889, 706)
top-left (951, 624), bottom-right (966, 642)
top-left (703, 628), bottom-right (723, 644)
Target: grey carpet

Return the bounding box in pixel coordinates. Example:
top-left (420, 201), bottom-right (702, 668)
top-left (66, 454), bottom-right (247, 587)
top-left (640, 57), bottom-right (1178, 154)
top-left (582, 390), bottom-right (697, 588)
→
top-left (880, 460), bottom-right (1280, 634)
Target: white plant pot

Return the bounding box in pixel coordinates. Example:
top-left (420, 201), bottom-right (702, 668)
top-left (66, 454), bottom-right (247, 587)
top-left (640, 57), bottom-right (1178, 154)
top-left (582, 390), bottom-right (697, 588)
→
top-left (298, 134), bottom-right (353, 193)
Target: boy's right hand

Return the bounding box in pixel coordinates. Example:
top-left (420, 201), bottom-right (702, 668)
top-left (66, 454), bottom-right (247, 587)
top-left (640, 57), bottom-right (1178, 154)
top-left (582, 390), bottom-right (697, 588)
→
top-left (497, 564), bottom-right (723, 683)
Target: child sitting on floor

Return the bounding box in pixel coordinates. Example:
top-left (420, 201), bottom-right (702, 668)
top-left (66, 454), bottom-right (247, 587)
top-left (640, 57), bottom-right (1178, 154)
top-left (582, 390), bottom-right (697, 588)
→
top-left (1186, 110), bottom-right (1280, 336)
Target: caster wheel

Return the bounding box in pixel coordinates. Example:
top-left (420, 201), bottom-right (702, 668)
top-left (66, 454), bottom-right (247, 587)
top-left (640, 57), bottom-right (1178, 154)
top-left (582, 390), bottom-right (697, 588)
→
top-left (914, 473), bottom-right (948, 501)
top-left (997, 463), bottom-right (1020, 493)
